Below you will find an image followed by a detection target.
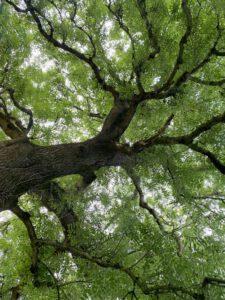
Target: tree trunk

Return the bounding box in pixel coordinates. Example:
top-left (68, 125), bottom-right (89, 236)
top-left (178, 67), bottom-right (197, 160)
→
top-left (0, 138), bottom-right (125, 210)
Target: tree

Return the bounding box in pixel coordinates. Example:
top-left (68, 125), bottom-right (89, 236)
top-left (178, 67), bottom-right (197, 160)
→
top-left (1, 0), bottom-right (225, 298)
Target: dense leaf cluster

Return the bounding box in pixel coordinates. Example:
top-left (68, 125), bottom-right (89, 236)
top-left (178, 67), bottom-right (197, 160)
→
top-left (1, 0), bottom-right (225, 299)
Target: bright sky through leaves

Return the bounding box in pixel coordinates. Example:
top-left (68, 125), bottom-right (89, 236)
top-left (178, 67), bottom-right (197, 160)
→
top-left (1, 0), bottom-right (225, 299)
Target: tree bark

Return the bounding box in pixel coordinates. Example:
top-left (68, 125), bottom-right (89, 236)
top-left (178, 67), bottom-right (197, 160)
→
top-left (0, 137), bottom-right (126, 210)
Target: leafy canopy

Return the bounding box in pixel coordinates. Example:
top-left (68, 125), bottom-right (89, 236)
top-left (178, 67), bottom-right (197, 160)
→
top-left (1, 0), bottom-right (225, 299)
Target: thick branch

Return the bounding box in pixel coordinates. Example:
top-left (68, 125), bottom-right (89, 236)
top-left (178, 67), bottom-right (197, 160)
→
top-left (97, 100), bottom-right (138, 141)
top-left (130, 111), bottom-right (225, 177)
top-left (133, 111), bottom-right (225, 152)
top-left (10, 286), bottom-right (20, 300)
top-left (0, 111), bottom-right (24, 139)
top-left (0, 136), bottom-right (131, 210)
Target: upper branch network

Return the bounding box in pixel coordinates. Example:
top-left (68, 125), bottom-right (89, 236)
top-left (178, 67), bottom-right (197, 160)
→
top-left (4, 0), bottom-right (225, 145)
top-left (5, 0), bottom-right (120, 100)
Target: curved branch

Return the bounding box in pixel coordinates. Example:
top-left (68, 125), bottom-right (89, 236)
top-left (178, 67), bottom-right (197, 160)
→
top-left (7, 88), bottom-right (33, 134)
top-left (133, 111), bottom-right (225, 152)
top-left (125, 167), bottom-right (164, 231)
top-left (125, 166), bottom-right (183, 256)
top-left (12, 206), bottom-right (39, 277)
top-left (188, 143), bottom-right (225, 175)
top-left (0, 111), bottom-right (25, 139)
top-left (131, 111), bottom-right (225, 176)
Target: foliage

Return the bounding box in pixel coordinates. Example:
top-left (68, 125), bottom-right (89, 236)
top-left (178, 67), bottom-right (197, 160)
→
top-left (1, 0), bottom-right (225, 299)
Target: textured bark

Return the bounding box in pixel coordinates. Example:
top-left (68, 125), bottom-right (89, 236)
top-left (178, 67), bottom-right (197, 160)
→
top-left (0, 112), bottom-right (25, 139)
top-left (0, 138), bottom-right (126, 210)
top-left (97, 100), bottom-right (138, 141)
